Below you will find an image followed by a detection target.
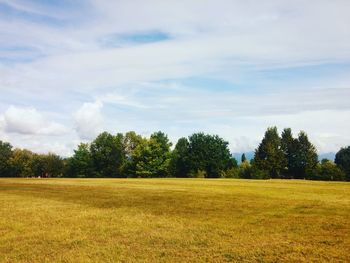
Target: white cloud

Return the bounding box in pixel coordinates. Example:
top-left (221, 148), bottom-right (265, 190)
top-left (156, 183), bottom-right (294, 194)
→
top-left (0, 0), bottom-right (350, 154)
top-left (74, 101), bottom-right (104, 140)
top-left (2, 105), bottom-right (68, 136)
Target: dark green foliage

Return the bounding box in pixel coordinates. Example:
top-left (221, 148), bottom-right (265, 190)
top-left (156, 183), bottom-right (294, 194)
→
top-left (170, 137), bottom-right (191, 177)
top-left (254, 128), bottom-right (321, 180)
top-left (170, 133), bottom-right (231, 178)
top-left (294, 131), bottom-right (318, 179)
top-left (187, 133), bottom-right (231, 178)
top-left (250, 164), bottom-right (270, 179)
top-left (29, 153), bottom-right (64, 177)
top-left (241, 153), bottom-right (246, 163)
top-left (43, 153), bottom-right (64, 177)
top-left (0, 140), bottom-right (13, 177)
top-left (65, 143), bottom-right (94, 177)
top-left (253, 127), bottom-right (286, 178)
top-left (281, 128), bottom-right (298, 178)
top-left (9, 149), bottom-right (34, 177)
top-left (227, 157), bottom-right (238, 169)
top-left (335, 146), bottom-right (350, 180)
top-left (122, 131), bottom-right (145, 177)
top-left (312, 160), bottom-right (345, 181)
top-left (238, 161), bottom-right (270, 179)
top-left (90, 132), bottom-right (125, 177)
top-left (224, 167), bottom-right (240, 178)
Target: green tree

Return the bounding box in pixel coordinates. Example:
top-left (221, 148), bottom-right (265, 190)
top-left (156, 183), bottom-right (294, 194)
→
top-left (30, 154), bottom-right (45, 177)
top-left (90, 132), bottom-right (126, 177)
top-left (253, 127), bottom-right (286, 178)
top-left (335, 146), bottom-right (350, 181)
top-left (9, 149), bottom-right (34, 177)
top-left (281, 128), bottom-right (298, 178)
top-left (0, 141), bottom-right (13, 177)
top-left (170, 137), bottom-right (190, 177)
top-left (65, 143), bottom-right (94, 177)
top-left (43, 153), bottom-right (64, 177)
top-left (228, 157), bottom-right (238, 169)
top-left (241, 153), bottom-right (246, 163)
top-left (122, 131), bottom-right (145, 177)
top-left (294, 131), bottom-right (318, 179)
top-left (187, 133), bottom-right (231, 178)
top-left (239, 160), bottom-right (251, 179)
top-left (314, 159), bottom-right (345, 181)
top-left (123, 131), bottom-right (144, 158)
top-left (133, 131), bottom-right (172, 177)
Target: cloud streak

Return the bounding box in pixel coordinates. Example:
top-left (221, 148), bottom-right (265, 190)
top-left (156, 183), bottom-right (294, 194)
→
top-left (0, 0), bottom-right (350, 155)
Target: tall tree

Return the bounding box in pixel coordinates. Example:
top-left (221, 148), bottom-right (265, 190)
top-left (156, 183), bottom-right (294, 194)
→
top-left (0, 141), bottom-right (13, 177)
top-left (281, 128), bottom-right (298, 178)
top-left (65, 143), bottom-right (94, 177)
top-left (335, 146), bottom-right (350, 181)
top-left (187, 133), bottom-right (231, 178)
top-left (123, 131), bottom-right (144, 158)
top-left (43, 153), bottom-right (64, 177)
top-left (294, 131), bottom-right (318, 179)
top-left (170, 137), bottom-right (190, 177)
top-left (30, 154), bottom-right (46, 177)
top-left (90, 132), bottom-right (126, 177)
top-left (241, 153), bottom-right (246, 163)
top-left (253, 127), bottom-right (286, 178)
top-left (9, 149), bottom-right (34, 177)
top-left (133, 131), bottom-right (172, 177)
top-left (122, 131), bottom-right (145, 177)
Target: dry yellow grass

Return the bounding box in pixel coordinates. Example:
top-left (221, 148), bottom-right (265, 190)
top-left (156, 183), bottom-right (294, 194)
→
top-left (0, 178), bottom-right (349, 262)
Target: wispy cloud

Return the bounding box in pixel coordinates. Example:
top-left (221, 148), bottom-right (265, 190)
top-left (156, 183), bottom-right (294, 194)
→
top-left (0, 0), bottom-right (350, 155)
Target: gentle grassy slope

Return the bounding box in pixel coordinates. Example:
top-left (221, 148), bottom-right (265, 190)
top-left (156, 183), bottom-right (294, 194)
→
top-left (0, 178), bottom-right (349, 262)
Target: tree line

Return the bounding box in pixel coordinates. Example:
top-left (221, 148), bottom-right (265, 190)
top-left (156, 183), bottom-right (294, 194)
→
top-left (0, 127), bottom-right (349, 181)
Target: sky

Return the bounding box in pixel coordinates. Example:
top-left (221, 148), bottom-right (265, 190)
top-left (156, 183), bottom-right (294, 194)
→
top-left (0, 0), bottom-right (350, 156)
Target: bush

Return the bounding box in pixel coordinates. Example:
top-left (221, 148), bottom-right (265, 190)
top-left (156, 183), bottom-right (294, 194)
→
top-left (250, 166), bottom-right (270, 179)
top-left (312, 160), bottom-right (346, 181)
top-left (189, 169), bottom-right (207, 178)
top-left (239, 161), bottom-right (251, 178)
top-left (224, 167), bottom-right (240, 178)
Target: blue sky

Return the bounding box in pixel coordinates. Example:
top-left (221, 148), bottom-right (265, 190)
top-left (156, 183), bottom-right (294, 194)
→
top-left (0, 0), bottom-right (350, 156)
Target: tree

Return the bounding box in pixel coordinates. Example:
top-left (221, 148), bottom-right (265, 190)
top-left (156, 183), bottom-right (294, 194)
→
top-left (30, 154), bottom-right (46, 177)
top-left (9, 149), bottom-right (34, 177)
top-left (170, 137), bottom-right (191, 177)
top-left (228, 157), bottom-right (238, 169)
top-left (253, 127), bottom-right (286, 178)
top-left (90, 132), bottom-right (126, 177)
top-left (133, 131), bottom-right (172, 177)
top-left (65, 143), bottom-right (94, 177)
top-left (281, 128), bottom-right (298, 178)
top-left (294, 131), bottom-right (318, 179)
top-left (187, 133), bottom-right (231, 178)
top-left (335, 146), bottom-right (350, 181)
top-left (0, 141), bottom-right (13, 177)
top-left (123, 131), bottom-right (144, 158)
top-left (122, 131), bottom-right (145, 177)
top-left (43, 153), bottom-right (64, 177)
top-left (314, 159), bottom-right (345, 181)
top-left (239, 160), bottom-right (251, 179)
top-left (241, 153), bottom-right (246, 163)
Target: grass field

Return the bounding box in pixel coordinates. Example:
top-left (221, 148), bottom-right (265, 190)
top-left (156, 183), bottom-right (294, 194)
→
top-left (0, 178), bottom-right (349, 262)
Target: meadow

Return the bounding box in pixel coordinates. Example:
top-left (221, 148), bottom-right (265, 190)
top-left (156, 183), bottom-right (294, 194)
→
top-left (0, 178), bottom-right (349, 262)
